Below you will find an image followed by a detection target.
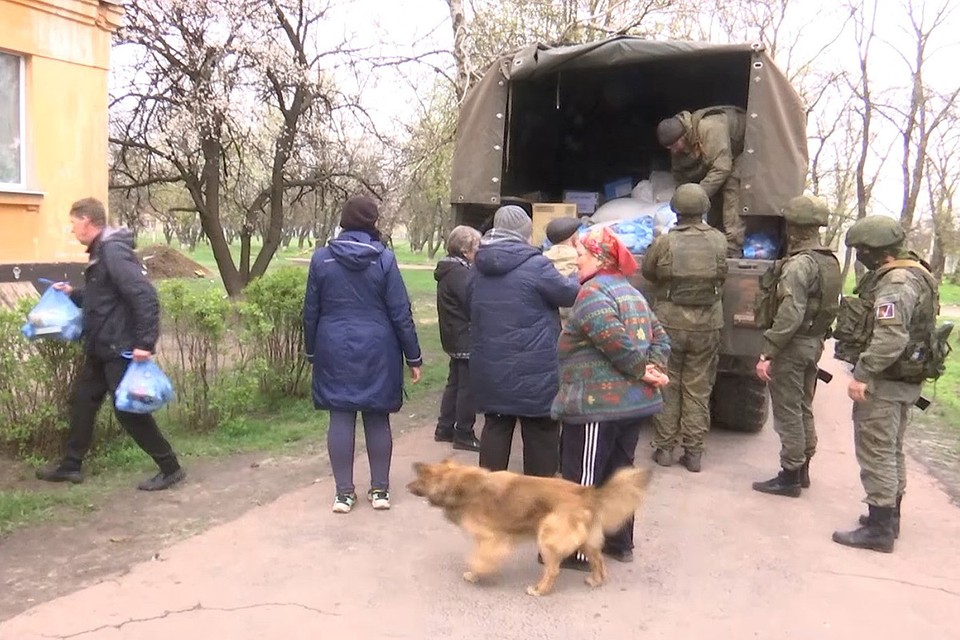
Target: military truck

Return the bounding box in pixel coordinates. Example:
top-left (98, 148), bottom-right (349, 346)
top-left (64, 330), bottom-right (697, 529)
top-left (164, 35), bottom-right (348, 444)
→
top-left (448, 36), bottom-right (809, 433)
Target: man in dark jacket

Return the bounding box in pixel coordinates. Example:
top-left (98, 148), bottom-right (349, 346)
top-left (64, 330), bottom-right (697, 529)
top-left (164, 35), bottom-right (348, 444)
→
top-left (434, 225), bottom-right (482, 452)
top-left (469, 205), bottom-right (580, 476)
top-left (36, 198), bottom-right (184, 491)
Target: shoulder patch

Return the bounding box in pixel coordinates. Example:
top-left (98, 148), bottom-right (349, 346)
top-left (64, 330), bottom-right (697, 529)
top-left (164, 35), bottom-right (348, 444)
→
top-left (876, 302), bottom-right (896, 320)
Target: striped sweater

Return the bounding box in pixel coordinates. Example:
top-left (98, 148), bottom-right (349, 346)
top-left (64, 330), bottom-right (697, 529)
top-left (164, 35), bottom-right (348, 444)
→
top-left (551, 273), bottom-right (671, 424)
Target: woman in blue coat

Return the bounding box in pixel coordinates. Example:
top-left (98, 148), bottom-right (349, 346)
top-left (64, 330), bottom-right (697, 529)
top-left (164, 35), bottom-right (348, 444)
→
top-left (303, 196), bottom-right (422, 514)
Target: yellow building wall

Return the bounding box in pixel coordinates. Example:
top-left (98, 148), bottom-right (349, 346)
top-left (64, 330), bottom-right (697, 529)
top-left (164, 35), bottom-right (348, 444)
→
top-left (0, 0), bottom-right (122, 266)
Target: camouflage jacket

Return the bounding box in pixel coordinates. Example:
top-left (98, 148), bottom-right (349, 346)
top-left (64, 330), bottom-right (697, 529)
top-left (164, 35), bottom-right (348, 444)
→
top-left (671, 106), bottom-right (746, 198)
top-left (642, 222), bottom-right (727, 331)
top-left (761, 239), bottom-right (840, 358)
top-left (853, 262), bottom-right (936, 387)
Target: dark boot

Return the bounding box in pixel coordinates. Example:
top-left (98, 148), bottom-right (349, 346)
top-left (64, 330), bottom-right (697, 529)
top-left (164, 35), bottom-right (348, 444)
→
top-left (752, 468), bottom-right (802, 498)
top-left (137, 468), bottom-right (186, 491)
top-left (833, 505), bottom-right (896, 553)
top-left (602, 546), bottom-right (634, 563)
top-left (652, 448), bottom-right (673, 467)
top-left (799, 458), bottom-right (811, 488)
top-left (434, 429), bottom-right (454, 443)
top-left (859, 494), bottom-right (902, 538)
top-left (452, 431), bottom-right (481, 452)
top-left (35, 461), bottom-right (83, 485)
top-left (679, 449), bottom-right (702, 473)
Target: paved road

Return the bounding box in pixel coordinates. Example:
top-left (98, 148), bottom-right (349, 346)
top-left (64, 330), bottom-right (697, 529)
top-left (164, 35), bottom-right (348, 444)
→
top-left (3, 355), bottom-right (959, 640)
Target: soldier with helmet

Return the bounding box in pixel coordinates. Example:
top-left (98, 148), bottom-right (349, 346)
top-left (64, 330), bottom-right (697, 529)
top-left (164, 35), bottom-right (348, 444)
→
top-left (752, 195), bottom-right (841, 497)
top-left (832, 215), bottom-right (942, 553)
top-left (656, 106), bottom-right (747, 257)
top-left (642, 183), bottom-right (728, 472)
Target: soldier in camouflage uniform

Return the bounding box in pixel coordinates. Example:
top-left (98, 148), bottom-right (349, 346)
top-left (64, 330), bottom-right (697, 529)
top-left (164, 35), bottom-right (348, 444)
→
top-left (832, 215), bottom-right (940, 553)
top-left (752, 195), bottom-right (841, 497)
top-left (657, 106), bottom-right (747, 257)
top-left (643, 184), bottom-right (728, 472)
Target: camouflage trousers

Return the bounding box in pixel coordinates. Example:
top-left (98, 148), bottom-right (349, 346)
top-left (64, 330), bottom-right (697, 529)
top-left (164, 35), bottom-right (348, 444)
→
top-left (652, 328), bottom-right (720, 453)
top-left (707, 173), bottom-right (744, 255)
top-left (853, 379), bottom-right (921, 508)
top-left (768, 337), bottom-right (823, 470)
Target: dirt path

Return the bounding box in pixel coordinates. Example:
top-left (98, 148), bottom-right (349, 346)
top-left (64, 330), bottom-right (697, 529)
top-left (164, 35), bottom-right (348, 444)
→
top-left (2, 355), bottom-right (959, 639)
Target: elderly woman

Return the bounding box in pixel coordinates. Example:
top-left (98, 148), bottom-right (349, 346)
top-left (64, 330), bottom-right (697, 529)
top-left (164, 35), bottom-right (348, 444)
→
top-left (303, 196), bottom-right (422, 514)
top-left (433, 225), bottom-right (483, 452)
top-left (552, 225), bottom-right (671, 567)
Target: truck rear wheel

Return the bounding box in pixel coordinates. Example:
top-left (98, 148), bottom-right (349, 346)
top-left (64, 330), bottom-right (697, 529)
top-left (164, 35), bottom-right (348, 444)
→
top-left (710, 372), bottom-right (768, 433)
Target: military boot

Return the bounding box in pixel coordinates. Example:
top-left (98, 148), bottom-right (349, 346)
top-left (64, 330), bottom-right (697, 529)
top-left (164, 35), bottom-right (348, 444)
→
top-left (799, 458), bottom-right (811, 488)
top-left (678, 449), bottom-right (701, 473)
top-left (752, 468), bottom-right (801, 498)
top-left (859, 494), bottom-right (901, 538)
top-left (833, 505), bottom-right (895, 553)
top-left (652, 448), bottom-right (673, 467)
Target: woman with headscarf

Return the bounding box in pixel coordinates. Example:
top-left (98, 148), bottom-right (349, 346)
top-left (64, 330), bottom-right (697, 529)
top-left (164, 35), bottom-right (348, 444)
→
top-left (551, 225), bottom-right (671, 567)
top-left (303, 196), bottom-right (423, 514)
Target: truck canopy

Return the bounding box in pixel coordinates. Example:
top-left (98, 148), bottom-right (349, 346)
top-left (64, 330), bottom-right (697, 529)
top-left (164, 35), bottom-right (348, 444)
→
top-left (450, 36), bottom-right (808, 224)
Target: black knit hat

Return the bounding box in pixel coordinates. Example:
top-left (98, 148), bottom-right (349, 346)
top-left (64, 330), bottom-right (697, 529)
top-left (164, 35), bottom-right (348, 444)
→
top-left (340, 196), bottom-right (380, 233)
top-left (546, 217), bottom-right (582, 244)
top-left (656, 116), bottom-right (685, 147)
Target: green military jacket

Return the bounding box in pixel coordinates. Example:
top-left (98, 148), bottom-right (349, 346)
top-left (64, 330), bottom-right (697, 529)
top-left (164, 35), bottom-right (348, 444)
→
top-left (853, 262), bottom-right (936, 388)
top-left (642, 222), bottom-right (727, 331)
top-left (761, 239), bottom-right (841, 358)
top-left (671, 106), bottom-right (747, 198)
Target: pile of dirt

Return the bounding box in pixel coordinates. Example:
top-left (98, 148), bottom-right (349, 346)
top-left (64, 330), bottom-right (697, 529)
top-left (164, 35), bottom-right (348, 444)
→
top-left (137, 244), bottom-right (210, 280)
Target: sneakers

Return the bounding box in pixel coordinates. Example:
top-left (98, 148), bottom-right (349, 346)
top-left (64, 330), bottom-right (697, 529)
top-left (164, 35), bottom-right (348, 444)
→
top-left (137, 468), bottom-right (187, 491)
top-left (368, 488), bottom-right (391, 510)
top-left (35, 463), bottom-right (83, 485)
top-left (332, 492), bottom-right (358, 513)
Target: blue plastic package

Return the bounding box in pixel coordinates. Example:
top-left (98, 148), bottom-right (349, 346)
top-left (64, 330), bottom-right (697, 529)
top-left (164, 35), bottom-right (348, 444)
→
top-left (742, 232), bottom-right (780, 260)
top-left (21, 280), bottom-right (83, 341)
top-left (608, 217), bottom-right (655, 254)
top-left (115, 358), bottom-right (175, 414)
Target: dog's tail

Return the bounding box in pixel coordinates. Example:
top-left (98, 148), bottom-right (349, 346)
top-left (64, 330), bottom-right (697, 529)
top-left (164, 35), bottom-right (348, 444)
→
top-left (593, 467), bottom-right (652, 534)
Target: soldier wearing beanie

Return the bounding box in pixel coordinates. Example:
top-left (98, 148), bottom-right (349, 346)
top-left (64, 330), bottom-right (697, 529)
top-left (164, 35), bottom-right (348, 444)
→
top-left (656, 105), bottom-right (747, 256)
top-left (642, 183), bottom-right (728, 472)
top-left (470, 205), bottom-right (579, 478)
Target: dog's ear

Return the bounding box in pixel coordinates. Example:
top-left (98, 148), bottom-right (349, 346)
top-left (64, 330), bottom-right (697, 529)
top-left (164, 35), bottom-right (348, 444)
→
top-left (412, 462), bottom-right (426, 475)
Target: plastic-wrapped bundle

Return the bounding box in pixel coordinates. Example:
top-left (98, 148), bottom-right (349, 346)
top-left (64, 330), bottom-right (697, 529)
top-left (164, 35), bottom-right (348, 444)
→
top-left (583, 216), bottom-right (655, 255)
top-left (742, 232), bottom-right (781, 260)
top-left (21, 281), bottom-right (82, 341)
top-left (115, 358), bottom-right (175, 414)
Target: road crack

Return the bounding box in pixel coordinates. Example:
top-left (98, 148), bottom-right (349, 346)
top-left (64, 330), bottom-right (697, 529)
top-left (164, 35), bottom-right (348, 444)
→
top-left (820, 569), bottom-right (960, 597)
top-left (48, 601), bottom-right (340, 639)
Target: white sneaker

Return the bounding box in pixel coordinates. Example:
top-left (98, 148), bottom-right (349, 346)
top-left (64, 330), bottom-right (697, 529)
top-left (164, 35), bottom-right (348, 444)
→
top-left (332, 492), bottom-right (357, 513)
top-left (368, 488), bottom-right (390, 510)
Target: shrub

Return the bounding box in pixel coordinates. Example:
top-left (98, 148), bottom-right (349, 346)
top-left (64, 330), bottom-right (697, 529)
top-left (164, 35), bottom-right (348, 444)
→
top-left (242, 267), bottom-right (309, 401)
top-left (0, 300), bottom-right (86, 459)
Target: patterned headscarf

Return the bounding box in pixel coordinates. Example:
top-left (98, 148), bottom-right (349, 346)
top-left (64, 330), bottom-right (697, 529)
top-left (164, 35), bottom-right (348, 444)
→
top-left (580, 226), bottom-right (638, 277)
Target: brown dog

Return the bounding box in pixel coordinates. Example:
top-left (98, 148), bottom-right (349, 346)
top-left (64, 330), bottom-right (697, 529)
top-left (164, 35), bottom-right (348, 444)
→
top-left (406, 460), bottom-right (651, 596)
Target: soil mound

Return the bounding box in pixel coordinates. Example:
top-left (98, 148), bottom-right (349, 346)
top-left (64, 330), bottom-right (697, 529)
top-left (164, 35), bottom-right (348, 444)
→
top-left (137, 245), bottom-right (209, 279)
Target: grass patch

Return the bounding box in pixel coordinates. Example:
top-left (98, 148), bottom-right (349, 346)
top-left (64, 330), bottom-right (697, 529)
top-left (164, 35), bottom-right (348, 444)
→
top-left (0, 488), bottom-right (97, 536)
top-left (921, 315), bottom-right (960, 435)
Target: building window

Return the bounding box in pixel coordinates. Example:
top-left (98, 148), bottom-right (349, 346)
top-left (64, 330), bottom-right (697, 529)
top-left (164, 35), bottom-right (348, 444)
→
top-left (0, 52), bottom-right (25, 188)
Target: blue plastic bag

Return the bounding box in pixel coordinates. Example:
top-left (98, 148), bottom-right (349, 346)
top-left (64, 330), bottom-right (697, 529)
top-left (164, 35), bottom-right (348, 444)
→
top-left (742, 232), bottom-right (780, 260)
top-left (115, 358), bottom-right (175, 414)
top-left (21, 280), bottom-right (82, 341)
top-left (608, 217), bottom-right (655, 254)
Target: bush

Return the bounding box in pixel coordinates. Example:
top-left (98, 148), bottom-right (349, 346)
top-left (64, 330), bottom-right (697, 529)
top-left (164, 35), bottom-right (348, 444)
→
top-left (242, 267), bottom-right (309, 401)
top-left (0, 300), bottom-right (85, 459)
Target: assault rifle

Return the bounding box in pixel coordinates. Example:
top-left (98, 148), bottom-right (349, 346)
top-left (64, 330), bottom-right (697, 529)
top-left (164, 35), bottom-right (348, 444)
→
top-left (816, 368), bottom-right (932, 411)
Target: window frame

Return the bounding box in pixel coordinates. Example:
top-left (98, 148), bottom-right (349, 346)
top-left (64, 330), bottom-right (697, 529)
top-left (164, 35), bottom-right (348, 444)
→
top-left (0, 50), bottom-right (26, 190)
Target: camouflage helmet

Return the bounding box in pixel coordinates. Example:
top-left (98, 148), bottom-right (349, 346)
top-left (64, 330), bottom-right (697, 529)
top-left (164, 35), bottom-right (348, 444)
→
top-left (844, 215), bottom-right (906, 249)
top-left (782, 194), bottom-right (830, 227)
top-left (670, 183), bottom-right (710, 217)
